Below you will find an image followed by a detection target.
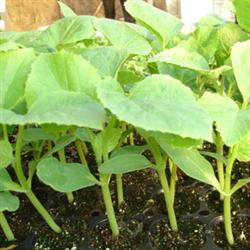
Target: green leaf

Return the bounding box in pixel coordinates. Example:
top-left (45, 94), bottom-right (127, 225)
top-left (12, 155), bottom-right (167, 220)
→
top-left (94, 18), bottom-right (151, 55)
top-left (82, 46), bottom-right (128, 77)
top-left (150, 47), bottom-right (210, 73)
top-left (199, 92), bottom-right (250, 146)
top-left (58, 1), bottom-right (77, 17)
top-left (0, 192), bottom-right (20, 212)
top-left (37, 157), bottom-right (97, 192)
top-left (199, 151), bottom-right (227, 165)
top-left (237, 132), bottom-right (250, 162)
top-left (99, 154), bottom-right (152, 174)
top-left (95, 128), bottom-right (123, 155)
top-left (25, 51), bottom-right (105, 129)
top-left (39, 16), bottom-right (95, 49)
top-left (0, 49), bottom-right (35, 110)
top-left (161, 144), bottom-right (221, 191)
top-left (230, 178), bottom-right (250, 195)
top-left (233, 0), bottom-right (250, 32)
top-left (231, 40), bottom-right (250, 106)
top-left (125, 0), bottom-right (183, 47)
top-left (97, 75), bottom-right (212, 141)
top-left (153, 132), bottom-right (202, 149)
top-left (0, 141), bottom-right (14, 169)
top-left (111, 145), bottom-right (148, 158)
top-left (0, 169), bottom-right (24, 192)
top-left (45, 134), bottom-right (76, 157)
top-left (23, 128), bottom-right (57, 142)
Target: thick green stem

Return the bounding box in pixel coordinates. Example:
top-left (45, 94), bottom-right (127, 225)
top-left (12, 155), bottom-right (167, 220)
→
top-left (129, 131), bottom-right (134, 146)
top-left (116, 174), bottom-right (124, 206)
top-left (147, 137), bottom-right (178, 231)
top-left (169, 159), bottom-right (177, 206)
top-left (58, 148), bottom-right (74, 203)
top-left (216, 133), bottom-right (224, 200)
top-left (158, 169), bottom-right (178, 231)
top-left (75, 140), bottom-right (88, 166)
top-left (223, 145), bottom-right (238, 245)
top-left (0, 212), bottom-right (15, 241)
top-left (100, 174), bottom-right (119, 236)
top-left (15, 126), bottom-right (61, 233)
top-left (26, 191), bottom-right (61, 233)
top-left (2, 125), bottom-right (9, 142)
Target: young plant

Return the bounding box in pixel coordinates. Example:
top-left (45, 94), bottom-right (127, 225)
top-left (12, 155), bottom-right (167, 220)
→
top-left (96, 74), bottom-right (213, 230)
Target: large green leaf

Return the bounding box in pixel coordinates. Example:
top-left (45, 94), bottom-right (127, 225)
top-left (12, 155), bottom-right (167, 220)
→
top-left (161, 144), bottom-right (221, 191)
top-left (199, 92), bottom-right (250, 146)
top-left (0, 141), bottom-right (14, 169)
top-left (0, 192), bottom-right (20, 212)
top-left (149, 47), bottom-right (210, 73)
top-left (237, 132), bottom-right (250, 162)
top-left (26, 92), bottom-right (105, 130)
top-left (97, 75), bottom-right (212, 141)
top-left (231, 40), bottom-right (250, 106)
top-left (0, 169), bottom-right (23, 192)
top-left (25, 51), bottom-right (105, 129)
top-left (125, 0), bottom-right (183, 47)
top-left (94, 18), bottom-right (151, 55)
top-left (233, 0), bottom-right (250, 32)
top-left (99, 154), bottom-right (152, 174)
top-left (82, 46), bottom-right (128, 77)
top-left (37, 157), bottom-right (97, 192)
top-left (0, 49), bottom-right (35, 110)
top-left (39, 16), bottom-right (95, 49)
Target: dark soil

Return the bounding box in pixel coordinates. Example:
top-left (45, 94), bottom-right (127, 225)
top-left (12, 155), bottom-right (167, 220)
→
top-left (152, 184), bottom-right (201, 217)
top-left (149, 218), bottom-right (206, 250)
top-left (205, 185), bottom-right (250, 214)
top-left (87, 218), bottom-right (146, 250)
top-left (212, 215), bottom-right (250, 249)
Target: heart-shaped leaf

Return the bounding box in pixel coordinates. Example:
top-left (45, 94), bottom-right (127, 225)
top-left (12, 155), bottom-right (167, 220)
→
top-left (25, 51), bottom-right (105, 129)
top-left (97, 75), bottom-right (212, 141)
top-left (39, 16), bottom-right (95, 49)
top-left (0, 169), bottom-right (23, 192)
top-left (37, 157), bottom-right (97, 192)
top-left (94, 18), bottom-right (152, 55)
top-left (125, 0), bottom-right (183, 47)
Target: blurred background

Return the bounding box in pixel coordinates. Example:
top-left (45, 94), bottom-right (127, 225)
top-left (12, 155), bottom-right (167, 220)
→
top-left (0, 0), bottom-right (234, 32)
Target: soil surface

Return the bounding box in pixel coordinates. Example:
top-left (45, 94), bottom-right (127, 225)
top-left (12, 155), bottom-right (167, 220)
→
top-left (148, 218), bottom-right (206, 249)
top-left (212, 215), bottom-right (250, 249)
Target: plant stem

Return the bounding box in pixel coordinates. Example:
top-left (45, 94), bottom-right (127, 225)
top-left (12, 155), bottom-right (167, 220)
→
top-left (147, 137), bottom-right (178, 231)
top-left (58, 148), bottom-right (74, 203)
top-left (2, 125), bottom-right (9, 142)
top-left (14, 126), bottom-right (61, 233)
top-left (116, 174), bottom-right (124, 206)
top-left (100, 174), bottom-right (119, 236)
top-left (129, 132), bottom-right (134, 145)
top-left (47, 140), bottom-right (52, 151)
top-left (223, 145), bottom-right (238, 245)
top-left (26, 190), bottom-right (61, 233)
top-left (169, 159), bottom-right (177, 206)
top-left (158, 168), bottom-right (178, 231)
top-left (75, 140), bottom-right (88, 166)
top-left (215, 133), bottom-right (224, 200)
top-left (0, 212), bottom-right (15, 241)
